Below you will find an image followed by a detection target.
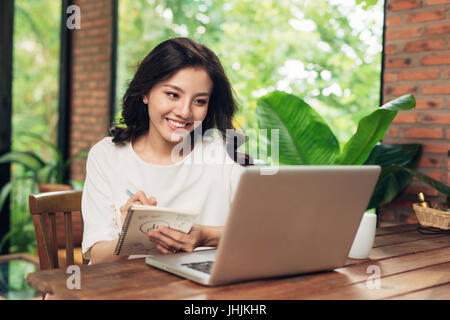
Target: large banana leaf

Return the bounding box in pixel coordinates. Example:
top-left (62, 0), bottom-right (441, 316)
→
top-left (365, 143), bottom-right (422, 209)
top-left (256, 91), bottom-right (340, 165)
top-left (18, 131), bottom-right (64, 183)
top-left (339, 94), bottom-right (416, 165)
top-left (0, 181), bottom-right (12, 212)
top-left (389, 165), bottom-right (450, 196)
top-left (18, 131), bottom-right (63, 164)
top-left (0, 151), bottom-right (45, 172)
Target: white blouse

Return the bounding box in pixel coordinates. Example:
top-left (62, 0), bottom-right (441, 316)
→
top-left (81, 135), bottom-right (245, 259)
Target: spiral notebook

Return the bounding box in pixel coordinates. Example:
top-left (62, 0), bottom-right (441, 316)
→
top-left (114, 204), bottom-right (199, 256)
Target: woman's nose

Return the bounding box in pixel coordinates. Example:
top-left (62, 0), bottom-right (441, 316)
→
top-left (174, 99), bottom-right (193, 119)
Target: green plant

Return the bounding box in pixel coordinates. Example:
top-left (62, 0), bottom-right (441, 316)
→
top-left (0, 132), bottom-right (88, 253)
top-left (255, 91), bottom-right (450, 209)
top-left (364, 143), bottom-right (422, 209)
top-left (0, 132), bottom-right (87, 209)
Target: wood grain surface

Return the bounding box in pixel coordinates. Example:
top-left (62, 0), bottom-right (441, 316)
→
top-left (26, 224), bottom-right (450, 300)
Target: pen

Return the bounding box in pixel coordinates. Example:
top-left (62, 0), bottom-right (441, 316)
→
top-left (126, 189), bottom-right (153, 199)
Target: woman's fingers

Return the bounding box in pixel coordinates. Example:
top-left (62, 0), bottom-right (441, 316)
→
top-left (148, 229), bottom-right (183, 252)
top-left (148, 196), bottom-right (157, 206)
top-left (151, 237), bottom-right (172, 253)
top-left (120, 191), bottom-right (156, 215)
top-left (155, 243), bottom-right (171, 255)
top-left (120, 191), bottom-right (157, 227)
top-left (130, 190), bottom-right (153, 205)
top-left (148, 226), bottom-right (197, 253)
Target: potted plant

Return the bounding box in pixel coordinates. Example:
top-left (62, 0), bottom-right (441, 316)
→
top-left (0, 132), bottom-right (88, 253)
top-left (255, 91), bottom-right (450, 258)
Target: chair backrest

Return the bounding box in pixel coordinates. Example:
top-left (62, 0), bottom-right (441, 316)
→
top-left (29, 190), bottom-right (88, 270)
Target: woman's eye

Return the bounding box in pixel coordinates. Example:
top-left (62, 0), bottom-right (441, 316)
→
top-left (166, 92), bottom-right (178, 99)
top-left (195, 99), bottom-right (207, 105)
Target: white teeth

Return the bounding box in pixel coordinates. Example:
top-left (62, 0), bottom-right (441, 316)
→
top-left (167, 119), bottom-right (187, 128)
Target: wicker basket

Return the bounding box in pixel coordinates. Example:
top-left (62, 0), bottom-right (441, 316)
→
top-left (413, 203), bottom-right (450, 230)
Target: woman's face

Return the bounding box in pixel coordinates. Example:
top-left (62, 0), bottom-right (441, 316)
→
top-left (143, 67), bottom-right (213, 145)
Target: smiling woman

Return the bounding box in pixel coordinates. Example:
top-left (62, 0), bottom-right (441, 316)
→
top-left (82, 38), bottom-right (251, 264)
top-left (139, 67), bottom-right (212, 156)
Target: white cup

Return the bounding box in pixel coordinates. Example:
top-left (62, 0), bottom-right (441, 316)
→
top-left (348, 212), bottom-right (377, 259)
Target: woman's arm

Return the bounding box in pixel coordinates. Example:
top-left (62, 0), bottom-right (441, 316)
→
top-left (199, 225), bottom-right (223, 247)
top-left (89, 190), bottom-right (157, 264)
top-left (90, 239), bottom-right (128, 264)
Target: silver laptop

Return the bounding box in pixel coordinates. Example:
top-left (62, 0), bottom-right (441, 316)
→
top-left (145, 165), bottom-right (381, 286)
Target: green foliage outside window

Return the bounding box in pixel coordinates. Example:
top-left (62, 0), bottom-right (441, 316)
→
top-left (5, 1), bottom-right (61, 255)
top-left (117, 0), bottom-right (384, 151)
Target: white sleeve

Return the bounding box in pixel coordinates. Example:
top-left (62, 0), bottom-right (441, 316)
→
top-left (81, 144), bottom-right (122, 260)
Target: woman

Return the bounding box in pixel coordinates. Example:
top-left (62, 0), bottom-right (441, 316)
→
top-left (81, 37), bottom-right (251, 264)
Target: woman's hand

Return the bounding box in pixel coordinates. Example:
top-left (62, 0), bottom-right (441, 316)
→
top-left (147, 225), bottom-right (223, 254)
top-left (119, 190), bottom-right (157, 227)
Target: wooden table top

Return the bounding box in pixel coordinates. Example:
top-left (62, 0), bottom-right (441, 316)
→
top-left (26, 224), bottom-right (450, 300)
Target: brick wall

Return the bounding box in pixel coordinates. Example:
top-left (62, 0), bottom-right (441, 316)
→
top-left (381, 0), bottom-right (450, 225)
top-left (70, 0), bottom-right (115, 181)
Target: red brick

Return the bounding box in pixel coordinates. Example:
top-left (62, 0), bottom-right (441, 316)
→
top-left (392, 112), bottom-right (420, 123)
top-left (388, 126), bottom-right (399, 138)
top-left (423, 83), bottom-right (450, 95)
top-left (385, 44), bottom-right (397, 55)
top-left (413, 170), bottom-right (444, 182)
top-left (447, 130), bottom-right (450, 139)
top-left (404, 182), bottom-right (440, 197)
top-left (404, 214), bottom-right (419, 225)
top-left (398, 69), bottom-right (440, 81)
top-left (386, 15), bottom-right (402, 27)
top-left (70, 0), bottom-right (114, 181)
top-left (445, 69), bottom-right (450, 80)
top-left (384, 85), bottom-right (418, 96)
top-left (418, 156), bottom-right (442, 168)
top-left (386, 196), bottom-right (416, 210)
top-left (406, 9), bottom-right (446, 23)
top-left (421, 113), bottom-right (450, 124)
top-left (384, 72), bottom-right (398, 82)
top-left (415, 99), bottom-right (443, 109)
top-left (91, 72), bottom-right (106, 80)
top-left (385, 57), bottom-right (413, 68)
top-left (422, 143), bottom-right (449, 154)
top-left (404, 39), bottom-right (444, 53)
top-left (385, 26), bottom-right (422, 41)
top-left (387, 0), bottom-right (421, 11)
top-left (402, 127), bottom-right (443, 139)
top-left (425, 22), bottom-right (450, 35)
top-left (425, 170), bottom-right (444, 181)
top-left (421, 53), bottom-right (450, 66)
top-left (426, 0), bottom-right (450, 4)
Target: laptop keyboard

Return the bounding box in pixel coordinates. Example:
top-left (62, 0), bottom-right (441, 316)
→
top-left (182, 261), bottom-right (213, 274)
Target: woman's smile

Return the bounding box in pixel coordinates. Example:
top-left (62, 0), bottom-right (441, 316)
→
top-left (166, 117), bottom-right (192, 130)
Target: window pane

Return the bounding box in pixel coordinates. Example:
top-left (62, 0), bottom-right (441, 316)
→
top-left (116, 0), bottom-right (383, 146)
top-left (9, 0), bottom-right (61, 253)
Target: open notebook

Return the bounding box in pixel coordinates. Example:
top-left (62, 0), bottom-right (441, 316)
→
top-left (114, 204), bottom-right (198, 256)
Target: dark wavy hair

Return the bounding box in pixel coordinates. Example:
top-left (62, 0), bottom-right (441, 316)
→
top-left (110, 37), bottom-right (251, 165)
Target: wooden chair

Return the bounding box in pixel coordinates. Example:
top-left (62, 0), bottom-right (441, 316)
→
top-left (28, 190), bottom-right (88, 271)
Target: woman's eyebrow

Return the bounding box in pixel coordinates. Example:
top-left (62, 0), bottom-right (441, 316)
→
top-left (162, 84), bottom-right (210, 97)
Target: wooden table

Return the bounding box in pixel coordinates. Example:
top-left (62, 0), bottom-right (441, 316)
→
top-left (26, 224), bottom-right (450, 300)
